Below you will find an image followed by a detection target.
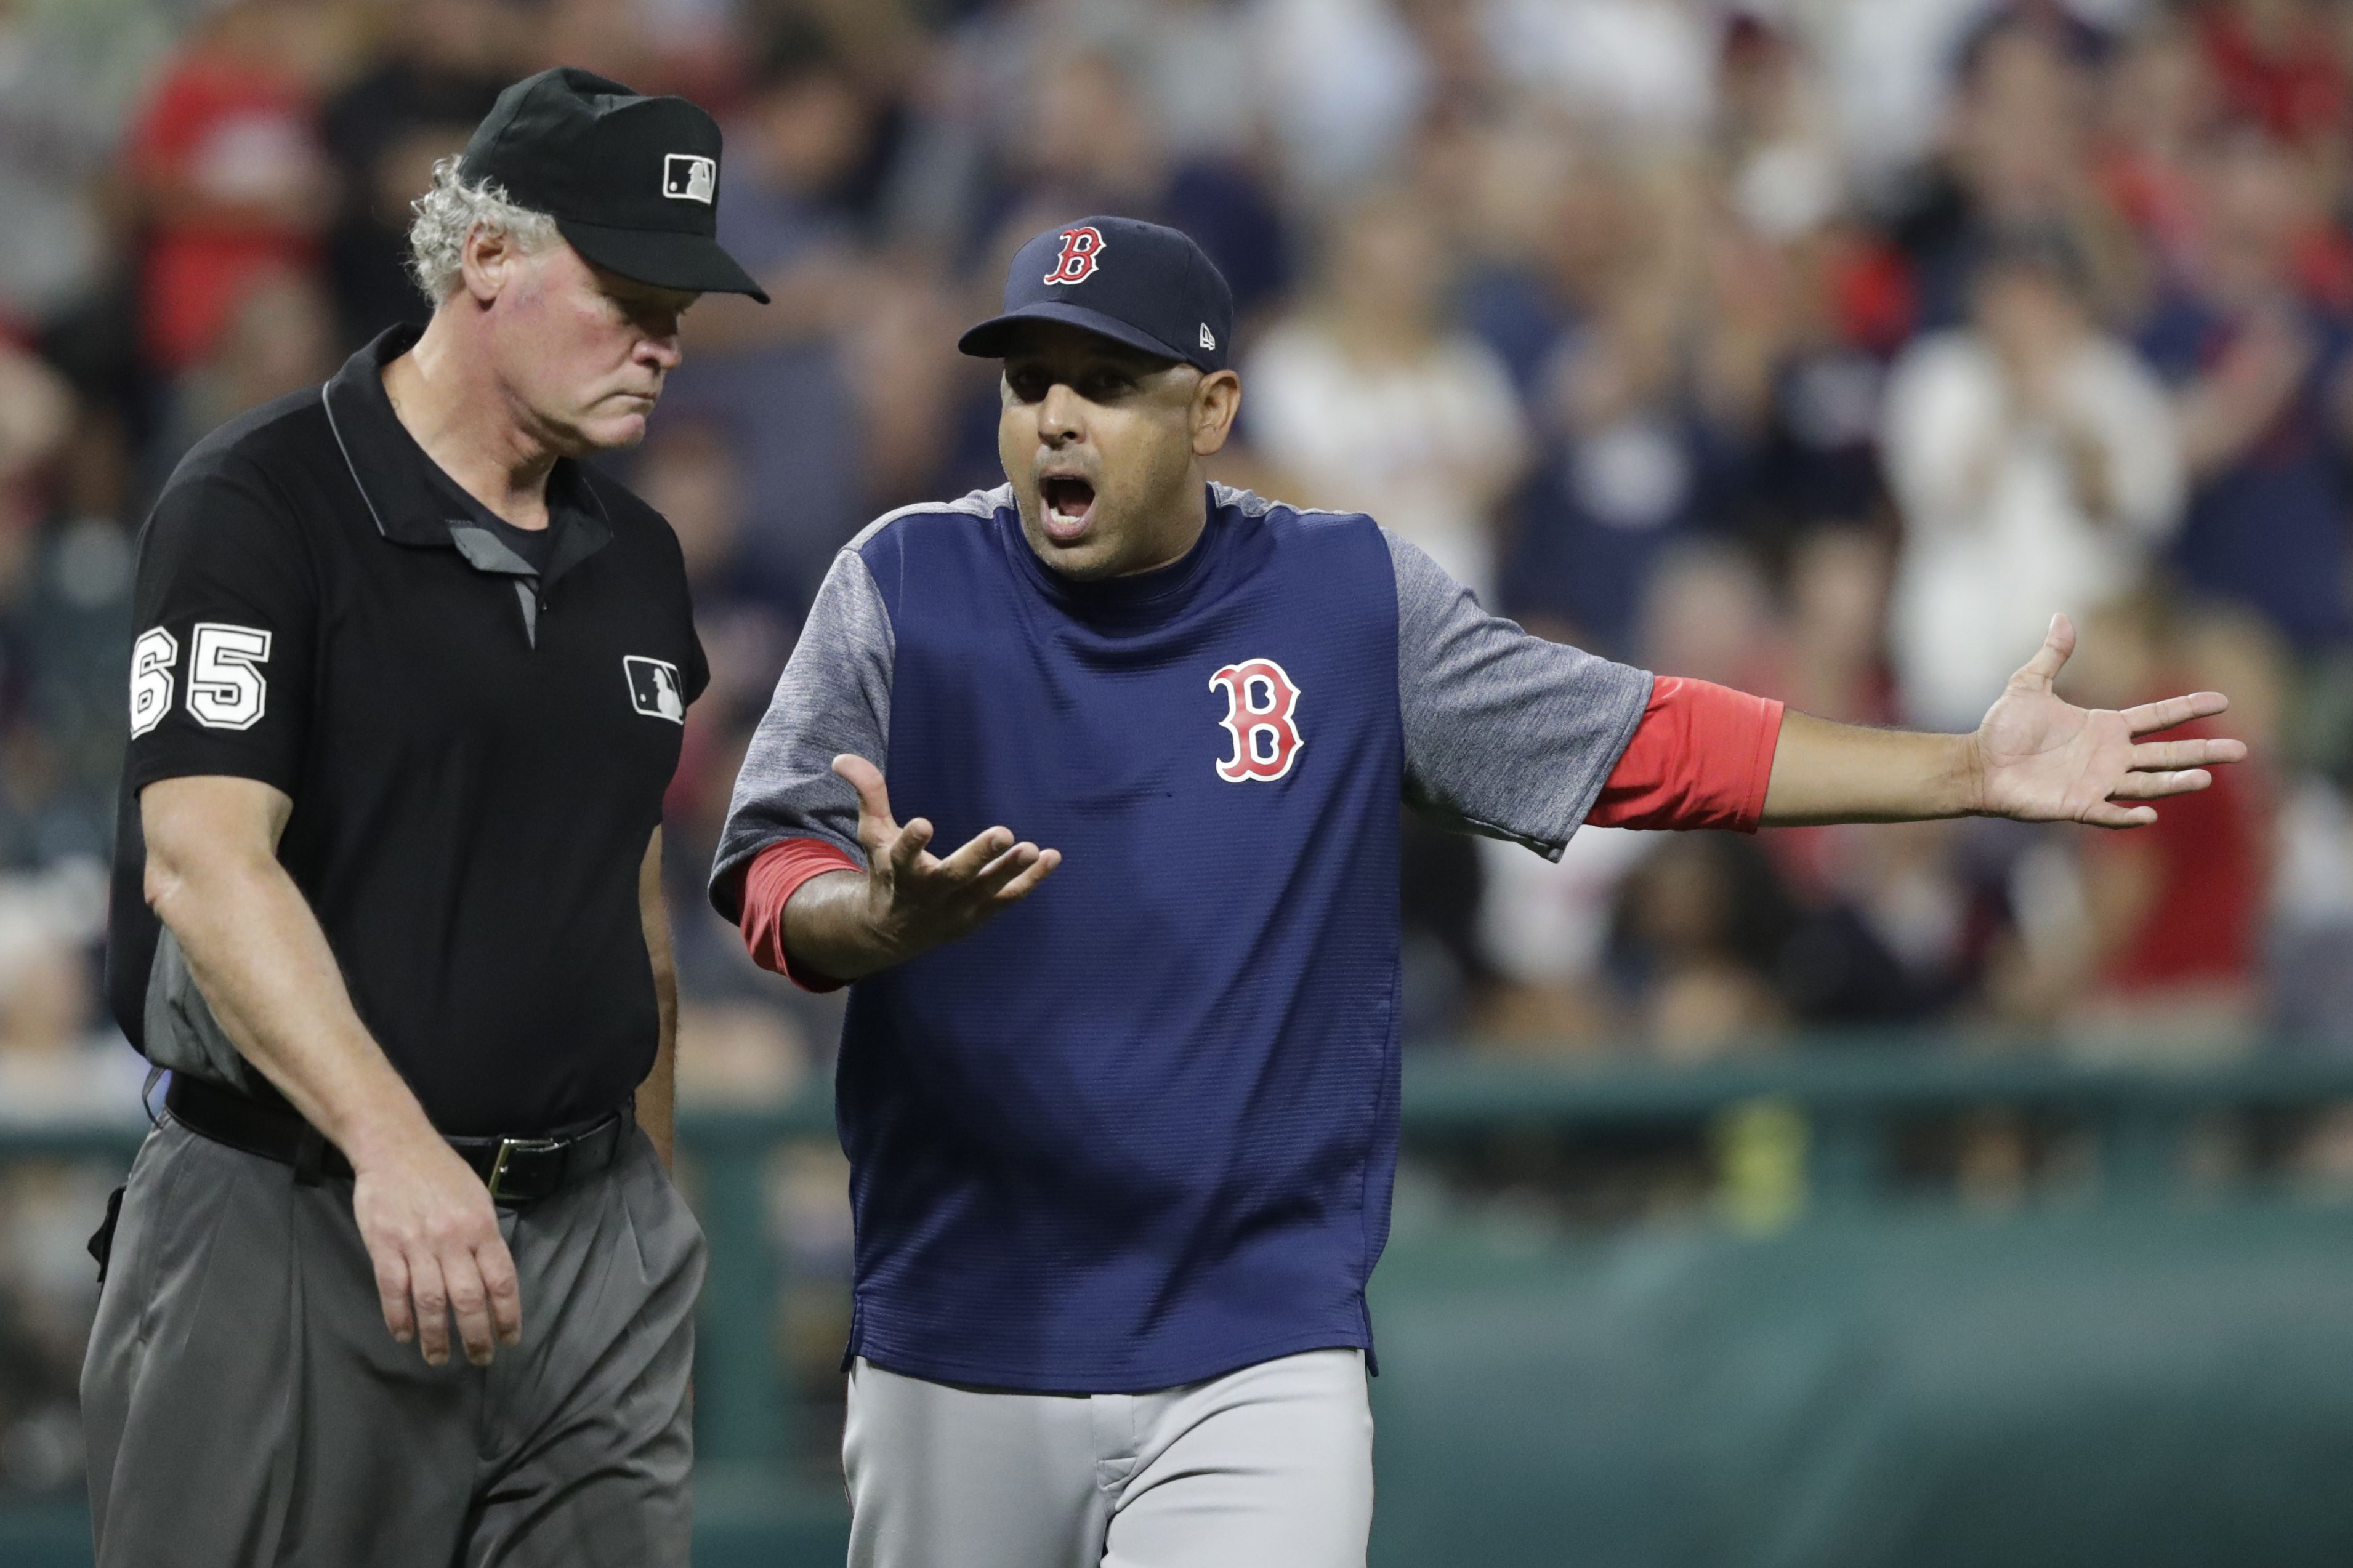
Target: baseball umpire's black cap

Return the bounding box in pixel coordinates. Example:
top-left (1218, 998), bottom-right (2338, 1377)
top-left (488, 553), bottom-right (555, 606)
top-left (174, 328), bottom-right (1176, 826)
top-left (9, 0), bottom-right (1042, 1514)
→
top-left (958, 217), bottom-right (1232, 372)
top-left (459, 66), bottom-right (769, 303)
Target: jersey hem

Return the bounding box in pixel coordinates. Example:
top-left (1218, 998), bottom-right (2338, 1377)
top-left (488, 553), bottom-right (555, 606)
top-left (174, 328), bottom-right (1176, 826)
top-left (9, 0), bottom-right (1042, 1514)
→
top-left (845, 1322), bottom-right (1375, 1396)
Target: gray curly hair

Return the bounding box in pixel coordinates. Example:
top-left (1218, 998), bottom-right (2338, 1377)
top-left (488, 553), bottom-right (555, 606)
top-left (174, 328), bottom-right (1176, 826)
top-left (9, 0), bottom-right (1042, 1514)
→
top-left (406, 156), bottom-right (562, 302)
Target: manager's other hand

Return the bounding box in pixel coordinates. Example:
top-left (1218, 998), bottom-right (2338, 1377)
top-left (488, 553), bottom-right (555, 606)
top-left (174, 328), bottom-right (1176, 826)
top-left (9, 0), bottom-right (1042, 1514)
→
top-left (777, 754), bottom-right (1062, 982)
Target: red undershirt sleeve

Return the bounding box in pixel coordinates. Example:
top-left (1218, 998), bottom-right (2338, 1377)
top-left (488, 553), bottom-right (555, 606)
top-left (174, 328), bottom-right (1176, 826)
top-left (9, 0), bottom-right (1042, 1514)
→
top-left (738, 838), bottom-right (863, 992)
top-left (1586, 677), bottom-right (1787, 832)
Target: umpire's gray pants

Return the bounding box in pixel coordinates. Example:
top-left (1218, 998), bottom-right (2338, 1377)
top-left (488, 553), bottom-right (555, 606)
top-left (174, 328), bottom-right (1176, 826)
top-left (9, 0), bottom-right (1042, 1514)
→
top-left (79, 1112), bottom-right (704, 1568)
top-left (844, 1348), bottom-right (1374, 1568)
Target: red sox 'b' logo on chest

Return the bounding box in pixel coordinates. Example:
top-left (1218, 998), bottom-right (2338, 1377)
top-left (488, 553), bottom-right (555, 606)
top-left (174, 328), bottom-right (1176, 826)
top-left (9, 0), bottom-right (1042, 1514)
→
top-left (1043, 226), bottom-right (1107, 285)
top-left (1209, 659), bottom-right (1304, 782)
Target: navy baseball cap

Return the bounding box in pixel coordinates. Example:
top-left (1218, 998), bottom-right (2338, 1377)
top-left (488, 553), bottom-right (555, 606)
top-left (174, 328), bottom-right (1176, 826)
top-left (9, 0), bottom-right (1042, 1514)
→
top-left (958, 217), bottom-right (1232, 371)
top-left (459, 66), bottom-right (769, 303)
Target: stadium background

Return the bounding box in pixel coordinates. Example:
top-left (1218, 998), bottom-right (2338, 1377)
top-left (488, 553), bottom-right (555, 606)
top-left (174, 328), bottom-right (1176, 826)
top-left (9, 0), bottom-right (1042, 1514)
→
top-left (2, 0), bottom-right (2353, 1561)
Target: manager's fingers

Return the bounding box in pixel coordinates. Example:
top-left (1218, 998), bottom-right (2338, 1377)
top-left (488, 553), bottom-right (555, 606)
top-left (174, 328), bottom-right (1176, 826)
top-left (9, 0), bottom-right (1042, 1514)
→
top-left (2108, 769), bottom-right (2211, 800)
top-left (934, 827), bottom-right (1015, 883)
top-left (834, 755), bottom-right (897, 834)
top-left (990, 848), bottom-right (1062, 904)
top-left (2121, 691), bottom-right (2229, 736)
top-left (2014, 613), bottom-right (2075, 690)
top-left (889, 818), bottom-right (934, 878)
top-left (2084, 799), bottom-right (2158, 829)
top-left (2131, 737), bottom-right (2246, 771)
top-left (963, 842), bottom-right (1041, 901)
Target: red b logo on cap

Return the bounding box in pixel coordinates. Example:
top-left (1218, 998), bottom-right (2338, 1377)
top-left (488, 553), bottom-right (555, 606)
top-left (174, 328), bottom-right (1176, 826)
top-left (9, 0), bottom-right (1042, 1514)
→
top-left (1044, 227), bottom-right (1107, 286)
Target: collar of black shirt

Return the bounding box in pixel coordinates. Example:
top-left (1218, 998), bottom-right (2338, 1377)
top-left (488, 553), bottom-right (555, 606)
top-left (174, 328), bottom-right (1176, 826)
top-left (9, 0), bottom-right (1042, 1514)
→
top-left (321, 324), bottom-right (615, 591)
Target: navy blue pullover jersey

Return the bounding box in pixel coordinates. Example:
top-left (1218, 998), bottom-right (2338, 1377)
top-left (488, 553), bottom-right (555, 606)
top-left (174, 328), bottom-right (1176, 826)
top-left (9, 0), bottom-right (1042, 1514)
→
top-left (712, 485), bottom-right (1650, 1391)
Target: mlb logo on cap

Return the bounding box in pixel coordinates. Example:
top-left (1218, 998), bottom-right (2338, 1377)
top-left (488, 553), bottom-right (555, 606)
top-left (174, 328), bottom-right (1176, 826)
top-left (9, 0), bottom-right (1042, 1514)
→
top-left (663, 153), bottom-right (716, 204)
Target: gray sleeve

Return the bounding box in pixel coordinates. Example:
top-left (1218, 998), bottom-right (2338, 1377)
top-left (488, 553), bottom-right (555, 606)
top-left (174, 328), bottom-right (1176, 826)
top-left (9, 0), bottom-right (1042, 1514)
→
top-left (708, 546), bottom-right (894, 920)
top-left (1387, 529), bottom-right (1652, 861)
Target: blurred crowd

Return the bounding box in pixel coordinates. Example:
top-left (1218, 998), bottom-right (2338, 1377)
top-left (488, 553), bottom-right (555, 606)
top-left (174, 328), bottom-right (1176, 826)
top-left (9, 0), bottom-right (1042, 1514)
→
top-left (4, 0), bottom-right (2353, 1492)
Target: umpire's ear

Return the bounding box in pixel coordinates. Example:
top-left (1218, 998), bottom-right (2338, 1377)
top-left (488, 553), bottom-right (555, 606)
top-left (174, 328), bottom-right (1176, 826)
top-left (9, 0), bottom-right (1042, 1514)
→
top-left (461, 224), bottom-right (532, 307)
top-left (1191, 368), bottom-right (1241, 457)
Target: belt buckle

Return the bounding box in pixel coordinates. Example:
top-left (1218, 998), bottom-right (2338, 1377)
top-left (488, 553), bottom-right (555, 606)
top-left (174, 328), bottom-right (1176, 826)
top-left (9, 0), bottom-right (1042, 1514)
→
top-left (485, 1135), bottom-right (563, 1201)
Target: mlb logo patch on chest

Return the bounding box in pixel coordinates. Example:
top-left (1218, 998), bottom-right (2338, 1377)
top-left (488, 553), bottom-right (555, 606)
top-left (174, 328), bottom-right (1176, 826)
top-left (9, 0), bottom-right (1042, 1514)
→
top-left (1208, 659), bottom-right (1303, 782)
top-left (624, 655), bottom-right (685, 722)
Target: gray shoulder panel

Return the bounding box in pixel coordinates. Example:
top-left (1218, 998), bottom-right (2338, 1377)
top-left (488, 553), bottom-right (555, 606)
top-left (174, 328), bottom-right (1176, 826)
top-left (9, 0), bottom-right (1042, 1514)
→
top-left (1384, 528), bottom-right (1652, 860)
top-left (849, 484), bottom-right (1010, 550)
top-left (708, 544), bottom-right (896, 919)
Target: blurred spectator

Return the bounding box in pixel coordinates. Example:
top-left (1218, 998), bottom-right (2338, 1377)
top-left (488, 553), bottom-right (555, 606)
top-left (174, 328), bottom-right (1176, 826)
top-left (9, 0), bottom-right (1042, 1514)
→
top-left (957, 33), bottom-right (1291, 321)
top-left (1778, 523), bottom-right (1899, 726)
top-left (1719, 11), bottom-right (1847, 248)
top-left (1882, 223), bottom-right (2182, 730)
top-left (124, 0), bottom-right (333, 377)
top-left (1887, 8), bottom-right (2134, 334)
top-left (1245, 187), bottom-right (1526, 603)
top-left (1494, 0), bottom-right (1716, 142)
top-left (0, 0), bottom-right (140, 332)
top-left (1608, 832), bottom-right (1794, 1061)
top-left (149, 267), bottom-right (339, 489)
top-left (628, 416), bottom-right (830, 1101)
top-left (1501, 246), bottom-right (1749, 656)
top-left (1637, 542), bottom-right (1783, 693)
top-left (1473, 824), bottom-right (1651, 1049)
top-left (2137, 127), bottom-right (2353, 653)
top-left (1461, 128), bottom-right (1631, 401)
top-left (320, 0), bottom-right (514, 348)
top-left (1995, 592), bottom-right (2280, 1055)
top-left (664, 28), bottom-right (878, 616)
top-left (2095, 16), bottom-right (2216, 281)
top-left (1251, 0), bottom-right (1431, 198)
top-left (2269, 765), bottom-right (2353, 1048)
top-left (2194, 0), bottom-right (2345, 147)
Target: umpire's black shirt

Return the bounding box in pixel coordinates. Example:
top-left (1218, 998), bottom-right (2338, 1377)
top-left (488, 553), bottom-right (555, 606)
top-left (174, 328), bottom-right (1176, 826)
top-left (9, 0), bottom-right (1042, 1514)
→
top-left (107, 326), bottom-right (707, 1136)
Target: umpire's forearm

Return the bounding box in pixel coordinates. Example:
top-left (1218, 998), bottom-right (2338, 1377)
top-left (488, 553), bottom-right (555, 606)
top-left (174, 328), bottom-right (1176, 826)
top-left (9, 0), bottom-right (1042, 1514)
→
top-left (142, 782), bottom-right (440, 1170)
top-left (1757, 710), bottom-right (1984, 827)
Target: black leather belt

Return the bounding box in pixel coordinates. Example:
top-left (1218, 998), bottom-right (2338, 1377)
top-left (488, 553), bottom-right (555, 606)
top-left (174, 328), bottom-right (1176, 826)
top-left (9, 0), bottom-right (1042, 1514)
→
top-left (164, 1072), bottom-right (628, 1205)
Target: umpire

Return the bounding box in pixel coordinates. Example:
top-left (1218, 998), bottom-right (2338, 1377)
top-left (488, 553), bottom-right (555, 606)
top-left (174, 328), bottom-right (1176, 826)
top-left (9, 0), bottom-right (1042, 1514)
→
top-left (83, 68), bottom-right (765, 1567)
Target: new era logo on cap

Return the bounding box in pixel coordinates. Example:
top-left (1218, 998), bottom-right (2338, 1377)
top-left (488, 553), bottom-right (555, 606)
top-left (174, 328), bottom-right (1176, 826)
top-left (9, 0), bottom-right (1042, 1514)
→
top-left (663, 153), bottom-right (716, 204)
top-left (1200, 323), bottom-right (1216, 350)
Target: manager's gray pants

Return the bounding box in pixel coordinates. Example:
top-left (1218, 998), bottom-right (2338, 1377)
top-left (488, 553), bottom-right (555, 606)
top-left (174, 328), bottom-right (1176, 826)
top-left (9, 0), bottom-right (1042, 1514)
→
top-left (80, 1113), bottom-right (703, 1568)
top-left (844, 1348), bottom-right (1374, 1568)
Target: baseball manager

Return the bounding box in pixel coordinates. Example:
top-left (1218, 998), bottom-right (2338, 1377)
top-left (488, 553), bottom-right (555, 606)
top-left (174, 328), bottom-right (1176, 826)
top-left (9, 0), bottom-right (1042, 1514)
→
top-left (711, 217), bottom-right (2245, 1567)
top-left (86, 68), bottom-right (764, 1567)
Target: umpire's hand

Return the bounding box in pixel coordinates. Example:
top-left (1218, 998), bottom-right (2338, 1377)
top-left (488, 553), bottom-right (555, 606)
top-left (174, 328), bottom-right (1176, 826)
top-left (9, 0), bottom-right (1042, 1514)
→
top-left (780, 755), bottom-right (1062, 982)
top-left (351, 1127), bottom-right (522, 1367)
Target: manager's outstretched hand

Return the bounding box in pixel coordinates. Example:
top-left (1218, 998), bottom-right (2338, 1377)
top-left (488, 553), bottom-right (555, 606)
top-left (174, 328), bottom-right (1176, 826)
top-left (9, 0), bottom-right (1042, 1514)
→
top-left (777, 754), bottom-right (1062, 982)
top-left (1972, 614), bottom-right (2248, 828)
top-left (1759, 614), bottom-right (2249, 829)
